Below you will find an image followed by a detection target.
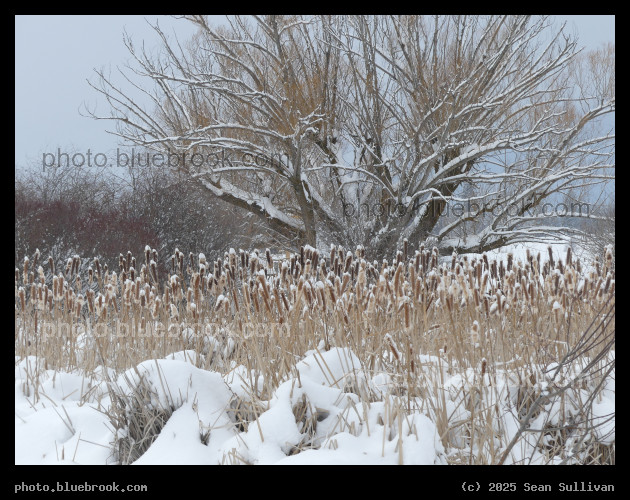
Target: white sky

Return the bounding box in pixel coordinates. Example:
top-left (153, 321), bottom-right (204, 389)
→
top-left (15, 15), bottom-right (614, 169)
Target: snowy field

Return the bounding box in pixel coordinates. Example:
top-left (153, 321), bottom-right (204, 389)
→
top-left (15, 241), bottom-right (614, 465)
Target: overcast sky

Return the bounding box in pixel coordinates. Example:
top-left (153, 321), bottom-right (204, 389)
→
top-left (15, 15), bottom-right (615, 169)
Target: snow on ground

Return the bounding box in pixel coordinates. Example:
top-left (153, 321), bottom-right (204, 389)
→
top-left (15, 348), bottom-right (449, 465)
top-left (15, 343), bottom-right (614, 465)
top-left (459, 241), bottom-right (572, 264)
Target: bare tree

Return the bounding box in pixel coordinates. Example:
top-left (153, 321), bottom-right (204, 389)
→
top-left (87, 15), bottom-right (614, 258)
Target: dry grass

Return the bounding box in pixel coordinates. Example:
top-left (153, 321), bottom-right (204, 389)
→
top-left (15, 242), bottom-right (615, 464)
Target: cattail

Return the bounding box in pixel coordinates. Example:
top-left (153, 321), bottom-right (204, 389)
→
top-left (266, 248), bottom-right (272, 269)
top-left (231, 286), bottom-right (240, 312)
top-left (294, 261), bottom-right (302, 279)
top-left (482, 253), bottom-right (489, 272)
top-left (408, 263), bottom-right (416, 292)
top-left (320, 258), bottom-right (327, 277)
top-left (169, 303), bottom-right (178, 320)
top-left (150, 260), bottom-right (158, 284)
top-left (238, 249), bottom-right (246, 271)
top-left (605, 244), bottom-right (613, 267)
top-left (177, 252), bottom-right (183, 272)
top-left (281, 261), bottom-right (289, 284)
top-left (552, 300), bottom-right (562, 324)
top-left (328, 282), bottom-right (337, 304)
top-left (595, 258), bottom-right (601, 277)
top-left (403, 239), bottom-right (408, 261)
top-left (281, 290), bottom-right (290, 312)
top-left (57, 275), bottom-right (65, 301)
top-left (304, 259), bottom-right (312, 277)
top-left (445, 293), bottom-right (453, 315)
top-left (303, 281), bottom-right (313, 308)
top-left (385, 334), bottom-right (400, 362)
top-left (48, 255), bottom-right (54, 275)
top-left (393, 262), bottom-right (403, 297)
top-left (257, 271), bottom-right (271, 301)
top-left (93, 257), bottom-right (101, 279)
top-left (23, 256), bottom-right (30, 285)
top-left (562, 290), bottom-right (568, 311)
top-left (603, 274), bottom-right (611, 295)
top-left (18, 287), bottom-right (26, 312)
top-left (545, 246), bottom-right (554, 271)
top-left (289, 254), bottom-right (296, 278)
top-left (490, 260), bottom-right (497, 281)
top-left (553, 272), bottom-right (560, 296)
top-left (431, 248), bottom-right (439, 270)
top-left (507, 252), bottom-right (513, 272)
top-left (86, 289), bottom-right (94, 314)
top-left (481, 271), bottom-right (489, 293)
top-left (366, 292), bottom-right (376, 314)
top-left (565, 246), bottom-right (572, 268)
top-left (343, 252), bottom-right (352, 274)
top-left (69, 256), bottom-right (77, 277)
top-left (471, 320), bottom-right (480, 344)
top-left (241, 282), bottom-right (251, 312)
top-left (251, 287), bottom-right (260, 314)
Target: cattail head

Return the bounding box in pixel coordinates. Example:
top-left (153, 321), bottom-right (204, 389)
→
top-left (85, 289), bottom-right (94, 314)
top-left (67, 258), bottom-right (75, 279)
top-left (473, 287), bottom-right (480, 308)
top-left (344, 252), bottom-right (353, 274)
top-left (366, 292), bottom-right (376, 314)
top-left (547, 245), bottom-right (554, 269)
top-left (604, 245), bottom-right (614, 272)
top-left (150, 260), bottom-right (158, 283)
top-left (393, 262), bottom-right (403, 297)
top-left (18, 287), bottom-right (26, 312)
top-left (424, 248), bottom-right (434, 270)
top-left (604, 274), bottom-right (612, 295)
top-left (471, 320), bottom-right (480, 343)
